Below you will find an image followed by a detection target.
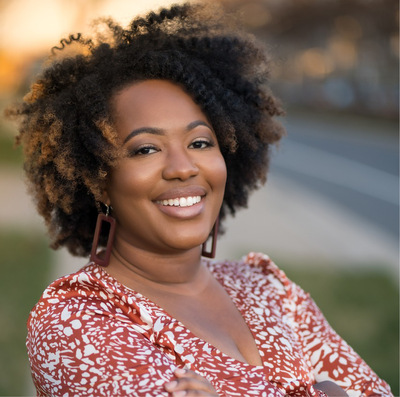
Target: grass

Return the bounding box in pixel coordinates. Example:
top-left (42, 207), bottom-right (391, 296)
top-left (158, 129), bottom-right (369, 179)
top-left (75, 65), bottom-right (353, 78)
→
top-left (0, 230), bottom-right (52, 396)
top-left (283, 264), bottom-right (399, 396)
top-left (0, 122), bottom-right (22, 166)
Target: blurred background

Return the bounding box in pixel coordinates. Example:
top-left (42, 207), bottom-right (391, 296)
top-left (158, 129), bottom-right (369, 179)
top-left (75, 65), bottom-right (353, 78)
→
top-left (0, 0), bottom-right (398, 395)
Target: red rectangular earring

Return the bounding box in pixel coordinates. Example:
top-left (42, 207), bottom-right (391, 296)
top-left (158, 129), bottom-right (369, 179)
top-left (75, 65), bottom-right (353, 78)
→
top-left (90, 204), bottom-right (116, 267)
top-left (202, 217), bottom-right (219, 258)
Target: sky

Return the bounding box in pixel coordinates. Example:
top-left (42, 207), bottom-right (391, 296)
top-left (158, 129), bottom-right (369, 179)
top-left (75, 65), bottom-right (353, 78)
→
top-left (0, 0), bottom-right (192, 94)
top-left (0, 0), bottom-right (189, 54)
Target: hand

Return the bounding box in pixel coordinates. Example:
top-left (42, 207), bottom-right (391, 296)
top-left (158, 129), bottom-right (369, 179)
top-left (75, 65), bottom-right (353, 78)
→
top-left (164, 368), bottom-right (219, 396)
top-left (314, 380), bottom-right (349, 396)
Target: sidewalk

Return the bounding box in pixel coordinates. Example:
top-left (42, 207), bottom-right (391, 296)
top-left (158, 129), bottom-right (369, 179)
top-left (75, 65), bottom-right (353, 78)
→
top-left (218, 174), bottom-right (398, 275)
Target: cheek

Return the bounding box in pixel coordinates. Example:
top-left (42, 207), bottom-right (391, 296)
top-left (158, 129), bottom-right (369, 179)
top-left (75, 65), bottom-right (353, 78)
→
top-left (106, 163), bottom-right (147, 203)
top-left (209, 154), bottom-right (227, 193)
top-left (108, 167), bottom-right (132, 195)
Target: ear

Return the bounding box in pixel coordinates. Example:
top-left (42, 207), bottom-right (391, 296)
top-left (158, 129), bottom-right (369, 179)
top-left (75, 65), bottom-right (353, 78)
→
top-left (101, 189), bottom-right (111, 207)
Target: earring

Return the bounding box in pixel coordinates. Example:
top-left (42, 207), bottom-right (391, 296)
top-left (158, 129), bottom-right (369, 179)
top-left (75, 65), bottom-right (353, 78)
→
top-left (202, 217), bottom-right (219, 258)
top-left (90, 204), bottom-right (116, 267)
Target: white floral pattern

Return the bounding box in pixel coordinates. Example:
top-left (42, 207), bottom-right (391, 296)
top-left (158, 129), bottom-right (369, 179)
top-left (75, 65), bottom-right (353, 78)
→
top-left (27, 252), bottom-right (392, 396)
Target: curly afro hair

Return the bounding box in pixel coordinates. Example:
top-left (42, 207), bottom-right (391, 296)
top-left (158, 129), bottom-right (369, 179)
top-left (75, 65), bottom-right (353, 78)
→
top-left (6, 2), bottom-right (285, 257)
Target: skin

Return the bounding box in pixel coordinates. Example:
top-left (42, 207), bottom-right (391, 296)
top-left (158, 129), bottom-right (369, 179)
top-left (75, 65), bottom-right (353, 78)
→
top-left (102, 79), bottom-right (348, 396)
top-left (165, 369), bottom-right (219, 396)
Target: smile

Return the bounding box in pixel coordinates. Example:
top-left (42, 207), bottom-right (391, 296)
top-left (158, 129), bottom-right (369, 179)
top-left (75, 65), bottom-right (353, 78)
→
top-left (156, 196), bottom-right (202, 207)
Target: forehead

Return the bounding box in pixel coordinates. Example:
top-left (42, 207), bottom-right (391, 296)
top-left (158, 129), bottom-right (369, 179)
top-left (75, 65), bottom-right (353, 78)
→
top-left (110, 79), bottom-right (208, 127)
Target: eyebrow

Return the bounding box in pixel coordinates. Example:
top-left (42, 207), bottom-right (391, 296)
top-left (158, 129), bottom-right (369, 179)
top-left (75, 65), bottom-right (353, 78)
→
top-left (123, 127), bottom-right (162, 144)
top-left (123, 120), bottom-right (212, 144)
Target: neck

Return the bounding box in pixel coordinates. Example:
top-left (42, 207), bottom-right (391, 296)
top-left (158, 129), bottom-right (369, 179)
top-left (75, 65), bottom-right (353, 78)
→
top-left (106, 236), bottom-right (208, 295)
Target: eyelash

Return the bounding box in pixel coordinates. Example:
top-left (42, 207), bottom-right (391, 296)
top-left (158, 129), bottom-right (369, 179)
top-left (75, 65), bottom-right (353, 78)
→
top-left (129, 139), bottom-right (214, 157)
top-left (131, 145), bottom-right (158, 156)
top-left (189, 139), bottom-right (214, 149)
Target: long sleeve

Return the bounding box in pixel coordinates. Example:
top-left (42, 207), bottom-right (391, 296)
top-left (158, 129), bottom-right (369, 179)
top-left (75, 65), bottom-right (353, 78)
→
top-left (291, 283), bottom-right (393, 397)
top-left (27, 263), bottom-right (300, 397)
top-left (26, 267), bottom-right (188, 397)
top-left (27, 295), bottom-right (180, 396)
top-left (28, 258), bottom-right (392, 397)
top-left (26, 264), bottom-right (290, 397)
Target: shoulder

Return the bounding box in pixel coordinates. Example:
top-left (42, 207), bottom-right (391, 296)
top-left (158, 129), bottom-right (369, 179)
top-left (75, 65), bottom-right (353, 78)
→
top-left (30, 264), bottom-right (113, 316)
top-left (28, 263), bottom-right (148, 333)
top-left (206, 252), bottom-right (295, 298)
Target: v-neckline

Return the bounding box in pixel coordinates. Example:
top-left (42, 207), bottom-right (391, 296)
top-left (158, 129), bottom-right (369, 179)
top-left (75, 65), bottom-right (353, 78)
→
top-left (95, 261), bottom-right (265, 369)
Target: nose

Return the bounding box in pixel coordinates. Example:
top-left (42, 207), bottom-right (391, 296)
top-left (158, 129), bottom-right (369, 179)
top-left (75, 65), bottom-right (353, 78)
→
top-left (162, 146), bottom-right (199, 181)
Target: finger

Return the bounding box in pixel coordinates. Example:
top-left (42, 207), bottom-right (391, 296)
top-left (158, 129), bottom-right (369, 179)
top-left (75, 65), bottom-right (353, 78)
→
top-left (165, 377), bottom-right (214, 393)
top-left (174, 368), bottom-right (200, 379)
top-left (170, 391), bottom-right (217, 397)
top-left (164, 369), bottom-right (217, 395)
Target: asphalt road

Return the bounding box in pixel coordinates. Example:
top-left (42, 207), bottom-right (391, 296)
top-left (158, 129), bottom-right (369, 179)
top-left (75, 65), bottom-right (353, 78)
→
top-left (271, 109), bottom-right (399, 240)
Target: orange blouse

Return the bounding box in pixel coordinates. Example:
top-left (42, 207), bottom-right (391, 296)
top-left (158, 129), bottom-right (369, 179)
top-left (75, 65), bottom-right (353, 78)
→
top-left (27, 252), bottom-right (392, 396)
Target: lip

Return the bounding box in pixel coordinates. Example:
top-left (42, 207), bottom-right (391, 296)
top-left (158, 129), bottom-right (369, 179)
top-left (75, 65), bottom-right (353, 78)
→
top-left (155, 199), bottom-right (205, 219)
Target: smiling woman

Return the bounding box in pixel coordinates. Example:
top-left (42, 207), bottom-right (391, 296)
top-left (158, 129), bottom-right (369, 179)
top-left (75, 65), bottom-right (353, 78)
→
top-left (4, 2), bottom-right (393, 397)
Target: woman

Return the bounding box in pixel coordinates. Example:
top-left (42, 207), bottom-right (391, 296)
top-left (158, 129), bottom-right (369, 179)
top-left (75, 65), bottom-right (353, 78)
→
top-left (6, 3), bottom-right (392, 396)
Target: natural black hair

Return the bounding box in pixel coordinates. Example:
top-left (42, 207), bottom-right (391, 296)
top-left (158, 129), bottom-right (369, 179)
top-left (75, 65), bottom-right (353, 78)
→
top-left (5, 2), bottom-right (285, 257)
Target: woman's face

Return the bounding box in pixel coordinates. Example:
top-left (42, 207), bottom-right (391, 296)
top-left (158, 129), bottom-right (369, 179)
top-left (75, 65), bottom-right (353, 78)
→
top-left (105, 79), bottom-right (227, 255)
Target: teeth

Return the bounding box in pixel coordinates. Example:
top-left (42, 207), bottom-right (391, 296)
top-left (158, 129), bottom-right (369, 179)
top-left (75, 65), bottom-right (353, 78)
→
top-left (157, 196), bottom-right (201, 207)
top-left (179, 197), bottom-right (187, 207)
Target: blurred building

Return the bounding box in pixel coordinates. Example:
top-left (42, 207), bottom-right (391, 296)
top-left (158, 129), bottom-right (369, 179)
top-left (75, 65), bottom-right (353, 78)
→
top-left (212, 0), bottom-right (399, 118)
top-left (0, 0), bottom-right (398, 119)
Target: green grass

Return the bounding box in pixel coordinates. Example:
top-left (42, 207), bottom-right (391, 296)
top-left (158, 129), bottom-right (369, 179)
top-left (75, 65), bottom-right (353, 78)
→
top-left (0, 121), bottom-right (23, 166)
top-left (0, 230), bottom-right (52, 396)
top-left (283, 264), bottom-right (399, 396)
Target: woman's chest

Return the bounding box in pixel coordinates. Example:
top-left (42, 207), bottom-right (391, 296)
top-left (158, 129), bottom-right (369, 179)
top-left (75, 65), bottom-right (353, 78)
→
top-left (156, 296), bottom-right (317, 396)
top-left (150, 280), bottom-right (264, 366)
top-left (145, 286), bottom-right (315, 387)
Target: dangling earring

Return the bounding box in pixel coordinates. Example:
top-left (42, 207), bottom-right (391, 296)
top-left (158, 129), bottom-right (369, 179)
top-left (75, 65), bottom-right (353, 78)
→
top-left (202, 217), bottom-right (219, 258)
top-left (90, 204), bottom-right (116, 267)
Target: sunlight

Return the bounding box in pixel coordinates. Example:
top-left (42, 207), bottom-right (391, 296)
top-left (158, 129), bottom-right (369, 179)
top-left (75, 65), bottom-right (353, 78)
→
top-left (0, 0), bottom-right (188, 54)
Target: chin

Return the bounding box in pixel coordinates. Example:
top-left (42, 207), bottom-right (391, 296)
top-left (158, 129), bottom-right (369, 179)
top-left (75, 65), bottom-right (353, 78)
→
top-left (164, 230), bottom-right (210, 252)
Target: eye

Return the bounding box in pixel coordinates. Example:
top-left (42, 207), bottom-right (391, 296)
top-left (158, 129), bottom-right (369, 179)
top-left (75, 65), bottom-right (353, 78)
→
top-left (189, 139), bottom-right (214, 150)
top-left (129, 145), bottom-right (159, 156)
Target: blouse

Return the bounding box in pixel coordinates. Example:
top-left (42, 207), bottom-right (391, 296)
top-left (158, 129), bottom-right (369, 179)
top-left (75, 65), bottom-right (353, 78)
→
top-left (27, 252), bottom-right (392, 396)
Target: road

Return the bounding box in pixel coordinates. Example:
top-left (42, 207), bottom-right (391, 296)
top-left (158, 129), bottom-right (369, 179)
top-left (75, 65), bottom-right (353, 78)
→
top-left (216, 109), bottom-right (398, 273)
top-left (271, 109), bottom-right (399, 239)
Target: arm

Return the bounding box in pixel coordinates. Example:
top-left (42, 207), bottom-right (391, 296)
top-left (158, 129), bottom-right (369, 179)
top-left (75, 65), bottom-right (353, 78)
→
top-left (292, 284), bottom-right (393, 397)
top-left (28, 299), bottom-right (221, 397)
top-left (29, 311), bottom-right (174, 396)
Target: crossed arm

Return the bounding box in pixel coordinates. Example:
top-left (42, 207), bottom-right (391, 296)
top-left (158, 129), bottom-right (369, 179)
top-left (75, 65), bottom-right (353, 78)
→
top-left (28, 279), bottom-right (391, 396)
top-left (164, 369), bottom-right (348, 396)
